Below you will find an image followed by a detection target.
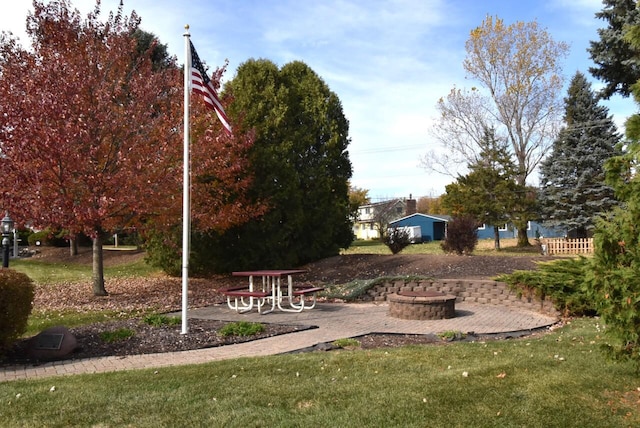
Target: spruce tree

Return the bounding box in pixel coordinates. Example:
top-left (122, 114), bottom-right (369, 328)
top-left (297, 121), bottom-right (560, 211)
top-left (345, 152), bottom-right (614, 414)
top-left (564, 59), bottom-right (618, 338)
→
top-left (538, 72), bottom-right (621, 238)
top-left (588, 0), bottom-right (640, 99)
top-left (587, 21), bottom-right (640, 368)
top-left (442, 128), bottom-right (520, 250)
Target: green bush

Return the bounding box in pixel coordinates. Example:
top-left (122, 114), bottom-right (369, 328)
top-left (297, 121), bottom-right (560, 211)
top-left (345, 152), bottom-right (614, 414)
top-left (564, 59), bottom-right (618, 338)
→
top-left (0, 269), bottom-right (35, 351)
top-left (100, 328), bottom-right (135, 343)
top-left (440, 215), bottom-right (478, 255)
top-left (143, 313), bottom-right (181, 327)
top-left (383, 228), bottom-right (412, 254)
top-left (27, 228), bottom-right (67, 247)
top-left (496, 257), bottom-right (595, 316)
top-left (219, 321), bottom-right (265, 337)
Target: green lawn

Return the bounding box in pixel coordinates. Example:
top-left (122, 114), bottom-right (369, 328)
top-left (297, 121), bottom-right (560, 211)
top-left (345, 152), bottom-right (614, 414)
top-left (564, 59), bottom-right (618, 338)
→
top-left (343, 238), bottom-right (542, 256)
top-left (9, 252), bottom-right (160, 284)
top-left (1, 318), bottom-right (638, 427)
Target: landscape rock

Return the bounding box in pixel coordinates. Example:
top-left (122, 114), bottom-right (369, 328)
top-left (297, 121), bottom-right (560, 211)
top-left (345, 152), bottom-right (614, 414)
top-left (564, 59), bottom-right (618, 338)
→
top-left (27, 325), bottom-right (77, 361)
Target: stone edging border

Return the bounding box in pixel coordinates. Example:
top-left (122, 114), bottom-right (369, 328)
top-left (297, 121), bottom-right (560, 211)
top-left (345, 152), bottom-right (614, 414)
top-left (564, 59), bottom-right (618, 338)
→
top-left (364, 278), bottom-right (558, 317)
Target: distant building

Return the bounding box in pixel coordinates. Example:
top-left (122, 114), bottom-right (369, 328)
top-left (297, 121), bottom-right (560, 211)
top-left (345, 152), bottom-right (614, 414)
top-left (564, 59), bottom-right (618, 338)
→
top-left (353, 196), bottom-right (417, 240)
top-left (389, 213), bottom-right (451, 242)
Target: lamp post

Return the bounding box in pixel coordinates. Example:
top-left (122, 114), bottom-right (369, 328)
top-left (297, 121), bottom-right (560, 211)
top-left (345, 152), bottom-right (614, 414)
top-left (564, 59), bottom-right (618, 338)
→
top-left (2, 213), bottom-right (13, 268)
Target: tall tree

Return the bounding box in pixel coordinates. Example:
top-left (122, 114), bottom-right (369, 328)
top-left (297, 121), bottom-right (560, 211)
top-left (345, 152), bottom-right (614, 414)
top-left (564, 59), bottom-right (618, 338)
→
top-left (587, 20), bottom-right (640, 367)
top-left (200, 59), bottom-right (353, 272)
top-left (348, 184), bottom-right (370, 222)
top-left (538, 72), bottom-right (621, 238)
top-left (588, 0), bottom-right (640, 99)
top-left (0, 1), bottom-right (258, 294)
top-left (424, 16), bottom-right (569, 246)
top-left (441, 128), bottom-right (520, 250)
top-left (417, 195), bottom-right (445, 215)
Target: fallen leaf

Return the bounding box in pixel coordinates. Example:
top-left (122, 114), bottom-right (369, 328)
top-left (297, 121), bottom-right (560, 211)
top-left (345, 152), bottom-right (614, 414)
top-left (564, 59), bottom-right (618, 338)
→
top-left (496, 372), bottom-right (507, 378)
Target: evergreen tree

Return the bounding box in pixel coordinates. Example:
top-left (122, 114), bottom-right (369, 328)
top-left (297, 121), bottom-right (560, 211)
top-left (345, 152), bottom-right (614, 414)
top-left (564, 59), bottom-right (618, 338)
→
top-left (198, 59), bottom-right (353, 272)
top-left (587, 20), bottom-right (640, 368)
top-left (441, 128), bottom-right (520, 250)
top-left (538, 72), bottom-right (621, 238)
top-left (588, 0), bottom-right (640, 99)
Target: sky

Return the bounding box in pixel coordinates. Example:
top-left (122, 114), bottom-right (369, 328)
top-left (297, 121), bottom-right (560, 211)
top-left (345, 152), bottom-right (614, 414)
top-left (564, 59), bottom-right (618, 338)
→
top-left (1, 0), bottom-right (636, 202)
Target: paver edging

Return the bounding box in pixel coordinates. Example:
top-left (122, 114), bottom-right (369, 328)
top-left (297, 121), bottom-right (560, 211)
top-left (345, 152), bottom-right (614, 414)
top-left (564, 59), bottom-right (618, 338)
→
top-left (365, 278), bottom-right (559, 317)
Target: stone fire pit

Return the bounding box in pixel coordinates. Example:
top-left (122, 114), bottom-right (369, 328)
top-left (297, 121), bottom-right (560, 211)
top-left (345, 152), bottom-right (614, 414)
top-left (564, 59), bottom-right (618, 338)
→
top-left (387, 290), bottom-right (457, 320)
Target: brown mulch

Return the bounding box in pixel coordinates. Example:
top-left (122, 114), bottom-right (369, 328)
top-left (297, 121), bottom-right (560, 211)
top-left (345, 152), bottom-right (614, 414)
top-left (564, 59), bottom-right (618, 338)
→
top-left (2, 247), bottom-right (551, 365)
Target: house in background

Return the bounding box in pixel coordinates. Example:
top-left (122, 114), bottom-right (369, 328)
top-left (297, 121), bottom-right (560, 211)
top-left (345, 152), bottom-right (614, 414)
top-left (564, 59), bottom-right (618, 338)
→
top-left (476, 221), bottom-right (565, 240)
top-left (353, 197), bottom-right (415, 240)
top-left (389, 213), bottom-right (451, 242)
top-left (390, 215), bottom-right (565, 242)
top-left (355, 194), bottom-right (565, 242)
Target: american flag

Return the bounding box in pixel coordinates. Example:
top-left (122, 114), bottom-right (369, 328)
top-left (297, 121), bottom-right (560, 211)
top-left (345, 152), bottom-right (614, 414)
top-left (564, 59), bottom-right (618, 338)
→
top-left (190, 41), bottom-right (232, 134)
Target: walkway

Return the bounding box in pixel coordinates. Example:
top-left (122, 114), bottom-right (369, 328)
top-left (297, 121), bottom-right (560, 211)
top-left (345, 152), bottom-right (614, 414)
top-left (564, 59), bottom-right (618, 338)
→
top-left (1, 302), bottom-right (557, 382)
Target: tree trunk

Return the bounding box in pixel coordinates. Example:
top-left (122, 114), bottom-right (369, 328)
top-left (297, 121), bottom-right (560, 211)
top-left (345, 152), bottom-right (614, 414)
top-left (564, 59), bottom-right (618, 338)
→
top-left (92, 235), bottom-right (108, 296)
top-left (517, 225), bottom-right (530, 247)
top-left (69, 238), bottom-right (78, 256)
top-left (493, 225), bottom-right (501, 250)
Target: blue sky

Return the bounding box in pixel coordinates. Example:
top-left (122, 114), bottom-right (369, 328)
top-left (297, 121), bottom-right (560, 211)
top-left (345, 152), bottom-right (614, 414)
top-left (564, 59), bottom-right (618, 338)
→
top-left (2, 0), bottom-right (636, 202)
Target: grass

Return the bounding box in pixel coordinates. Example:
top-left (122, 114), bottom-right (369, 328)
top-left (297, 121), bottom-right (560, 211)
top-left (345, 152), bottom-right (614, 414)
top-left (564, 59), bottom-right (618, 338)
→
top-left (219, 321), bottom-right (265, 337)
top-left (99, 328), bottom-right (135, 343)
top-left (10, 252), bottom-right (161, 284)
top-left (343, 238), bottom-right (542, 256)
top-left (23, 309), bottom-right (143, 337)
top-left (1, 318), bottom-right (639, 427)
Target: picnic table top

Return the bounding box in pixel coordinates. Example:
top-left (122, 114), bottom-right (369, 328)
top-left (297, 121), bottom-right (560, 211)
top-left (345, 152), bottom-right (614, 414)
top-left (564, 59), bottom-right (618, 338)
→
top-left (231, 269), bottom-right (308, 277)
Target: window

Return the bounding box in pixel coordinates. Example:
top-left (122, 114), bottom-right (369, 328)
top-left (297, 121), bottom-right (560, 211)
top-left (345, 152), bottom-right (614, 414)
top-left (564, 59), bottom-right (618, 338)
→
top-left (498, 224), bottom-right (508, 232)
top-left (477, 224), bottom-right (486, 230)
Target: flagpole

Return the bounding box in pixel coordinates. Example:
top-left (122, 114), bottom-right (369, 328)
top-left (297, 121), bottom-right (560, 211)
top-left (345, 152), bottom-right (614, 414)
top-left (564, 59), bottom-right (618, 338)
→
top-left (181, 25), bottom-right (191, 334)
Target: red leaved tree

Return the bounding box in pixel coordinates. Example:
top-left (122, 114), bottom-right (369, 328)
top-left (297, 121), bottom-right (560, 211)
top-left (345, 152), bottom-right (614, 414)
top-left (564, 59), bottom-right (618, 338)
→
top-left (0, 0), bottom-right (262, 295)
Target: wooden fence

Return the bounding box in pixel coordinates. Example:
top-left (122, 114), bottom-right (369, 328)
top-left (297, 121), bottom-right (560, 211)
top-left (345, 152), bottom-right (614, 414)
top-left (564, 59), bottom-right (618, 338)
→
top-left (542, 238), bottom-right (594, 255)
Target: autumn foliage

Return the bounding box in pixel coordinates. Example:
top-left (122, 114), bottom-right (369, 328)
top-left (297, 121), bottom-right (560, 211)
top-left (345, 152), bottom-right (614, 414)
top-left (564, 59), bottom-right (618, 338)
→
top-left (0, 1), bottom-right (261, 294)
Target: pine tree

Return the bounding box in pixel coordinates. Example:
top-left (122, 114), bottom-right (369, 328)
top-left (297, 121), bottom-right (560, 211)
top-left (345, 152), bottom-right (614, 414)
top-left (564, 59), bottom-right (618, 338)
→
top-left (538, 72), bottom-right (621, 238)
top-left (587, 21), bottom-right (640, 368)
top-left (442, 128), bottom-right (520, 250)
top-left (588, 0), bottom-right (640, 99)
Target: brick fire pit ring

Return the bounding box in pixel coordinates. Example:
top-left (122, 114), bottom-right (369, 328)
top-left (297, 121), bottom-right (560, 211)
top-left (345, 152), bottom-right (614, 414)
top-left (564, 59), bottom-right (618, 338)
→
top-left (387, 290), bottom-right (456, 320)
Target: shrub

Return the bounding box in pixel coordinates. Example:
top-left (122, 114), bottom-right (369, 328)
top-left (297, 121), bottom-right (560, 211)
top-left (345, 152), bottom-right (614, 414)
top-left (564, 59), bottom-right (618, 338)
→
top-left (143, 313), bottom-right (181, 327)
top-left (27, 228), bottom-right (67, 247)
top-left (332, 338), bottom-right (361, 348)
top-left (441, 215), bottom-right (478, 255)
top-left (586, 206), bottom-right (640, 368)
top-left (100, 328), bottom-right (135, 343)
top-left (382, 227), bottom-right (411, 254)
top-left (0, 270), bottom-right (35, 351)
top-left (496, 257), bottom-right (594, 316)
top-left (219, 321), bottom-right (265, 337)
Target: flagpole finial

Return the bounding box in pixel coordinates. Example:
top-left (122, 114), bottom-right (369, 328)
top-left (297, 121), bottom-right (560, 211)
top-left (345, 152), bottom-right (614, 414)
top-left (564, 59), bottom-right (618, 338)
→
top-left (185, 24), bottom-right (189, 30)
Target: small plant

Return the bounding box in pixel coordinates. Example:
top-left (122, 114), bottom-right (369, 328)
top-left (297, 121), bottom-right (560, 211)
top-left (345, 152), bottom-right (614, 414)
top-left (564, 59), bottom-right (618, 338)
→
top-left (332, 338), bottom-right (361, 348)
top-left (0, 270), bottom-right (35, 351)
top-left (438, 330), bottom-right (466, 341)
top-left (100, 328), bottom-right (135, 343)
top-left (219, 321), bottom-right (265, 337)
top-left (441, 215), bottom-right (478, 255)
top-left (383, 227), bottom-right (412, 254)
top-left (143, 313), bottom-right (181, 327)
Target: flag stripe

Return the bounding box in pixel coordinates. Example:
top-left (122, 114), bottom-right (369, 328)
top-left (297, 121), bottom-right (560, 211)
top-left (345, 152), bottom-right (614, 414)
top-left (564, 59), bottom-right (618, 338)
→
top-left (190, 41), bottom-right (232, 134)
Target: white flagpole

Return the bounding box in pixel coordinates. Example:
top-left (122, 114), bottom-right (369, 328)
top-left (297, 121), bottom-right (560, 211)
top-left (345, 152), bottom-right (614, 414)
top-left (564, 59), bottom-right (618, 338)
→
top-left (181, 25), bottom-right (191, 334)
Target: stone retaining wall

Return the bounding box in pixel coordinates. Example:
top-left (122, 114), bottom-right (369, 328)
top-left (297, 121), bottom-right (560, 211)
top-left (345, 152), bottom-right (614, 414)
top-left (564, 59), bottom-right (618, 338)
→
top-left (365, 278), bottom-right (558, 316)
